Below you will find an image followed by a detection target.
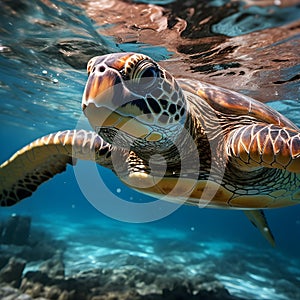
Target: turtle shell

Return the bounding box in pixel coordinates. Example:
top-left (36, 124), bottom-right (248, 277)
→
top-left (178, 78), bottom-right (299, 130)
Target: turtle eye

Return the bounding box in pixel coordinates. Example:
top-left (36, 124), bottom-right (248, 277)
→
top-left (132, 61), bottom-right (158, 88)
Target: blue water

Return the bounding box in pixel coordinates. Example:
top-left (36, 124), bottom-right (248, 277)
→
top-left (1, 0), bottom-right (300, 299)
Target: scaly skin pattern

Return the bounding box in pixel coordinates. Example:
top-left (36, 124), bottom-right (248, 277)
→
top-left (227, 124), bottom-right (300, 173)
top-left (178, 89), bottom-right (300, 209)
top-left (0, 130), bottom-right (117, 206)
top-left (0, 52), bottom-right (299, 211)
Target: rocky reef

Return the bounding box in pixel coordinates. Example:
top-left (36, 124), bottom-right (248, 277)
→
top-left (1, 214), bottom-right (300, 300)
top-left (0, 215), bottom-right (246, 300)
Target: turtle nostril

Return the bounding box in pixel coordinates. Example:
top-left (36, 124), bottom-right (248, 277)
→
top-left (99, 66), bottom-right (105, 72)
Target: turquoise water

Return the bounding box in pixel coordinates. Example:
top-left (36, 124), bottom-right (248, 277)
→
top-left (0, 1), bottom-right (300, 299)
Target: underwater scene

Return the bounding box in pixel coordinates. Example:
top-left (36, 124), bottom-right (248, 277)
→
top-left (0, 0), bottom-right (300, 299)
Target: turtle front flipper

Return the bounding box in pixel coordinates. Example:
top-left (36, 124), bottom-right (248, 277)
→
top-left (0, 130), bottom-right (113, 206)
top-left (227, 124), bottom-right (300, 173)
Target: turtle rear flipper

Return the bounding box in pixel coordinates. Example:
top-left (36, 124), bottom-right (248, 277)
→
top-left (244, 210), bottom-right (275, 247)
top-left (227, 124), bottom-right (300, 173)
top-left (0, 130), bottom-right (112, 206)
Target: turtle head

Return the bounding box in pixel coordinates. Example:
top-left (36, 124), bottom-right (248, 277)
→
top-left (82, 52), bottom-right (187, 150)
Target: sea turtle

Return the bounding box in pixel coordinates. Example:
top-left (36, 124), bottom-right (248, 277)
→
top-left (1, 52), bottom-right (300, 245)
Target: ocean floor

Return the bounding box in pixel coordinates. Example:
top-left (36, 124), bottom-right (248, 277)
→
top-left (0, 214), bottom-right (300, 300)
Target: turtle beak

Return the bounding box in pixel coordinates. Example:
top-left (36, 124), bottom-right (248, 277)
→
top-left (81, 53), bottom-right (162, 141)
top-left (82, 52), bottom-right (134, 111)
top-left (81, 63), bottom-right (154, 140)
top-left (82, 70), bottom-right (119, 111)
top-left (81, 68), bottom-right (123, 130)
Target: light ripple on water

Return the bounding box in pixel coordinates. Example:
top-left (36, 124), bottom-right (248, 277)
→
top-left (268, 100), bottom-right (300, 127)
top-left (216, 275), bottom-right (287, 300)
top-left (1, 0), bottom-right (299, 131)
